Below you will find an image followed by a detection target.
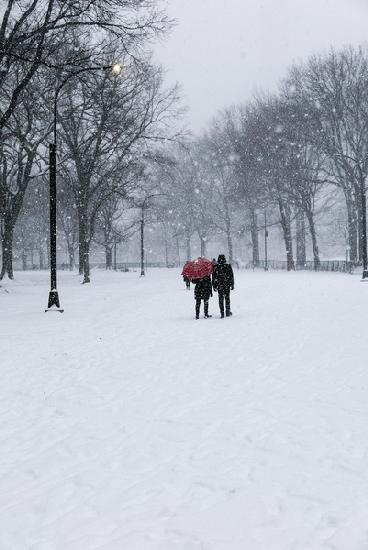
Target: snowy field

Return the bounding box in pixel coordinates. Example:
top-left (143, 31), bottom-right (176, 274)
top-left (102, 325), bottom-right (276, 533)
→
top-left (1, 268), bottom-right (368, 550)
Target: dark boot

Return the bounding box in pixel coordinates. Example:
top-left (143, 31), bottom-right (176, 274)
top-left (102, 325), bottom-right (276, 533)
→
top-left (195, 298), bottom-right (201, 319)
top-left (218, 292), bottom-right (225, 318)
top-left (225, 292), bottom-right (231, 316)
top-left (204, 301), bottom-right (212, 318)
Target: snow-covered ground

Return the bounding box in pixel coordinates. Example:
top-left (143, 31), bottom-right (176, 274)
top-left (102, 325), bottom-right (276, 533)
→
top-left (1, 268), bottom-right (368, 550)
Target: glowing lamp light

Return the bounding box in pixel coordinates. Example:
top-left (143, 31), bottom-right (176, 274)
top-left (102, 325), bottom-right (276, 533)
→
top-left (111, 63), bottom-right (123, 76)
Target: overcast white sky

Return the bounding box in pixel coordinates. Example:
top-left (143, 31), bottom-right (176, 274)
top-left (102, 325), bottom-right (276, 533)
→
top-left (155, 0), bottom-right (368, 132)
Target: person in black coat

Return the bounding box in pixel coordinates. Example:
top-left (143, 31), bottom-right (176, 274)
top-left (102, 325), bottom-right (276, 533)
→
top-left (212, 254), bottom-right (234, 318)
top-left (183, 275), bottom-right (191, 289)
top-left (193, 275), bottom-right (212, 319)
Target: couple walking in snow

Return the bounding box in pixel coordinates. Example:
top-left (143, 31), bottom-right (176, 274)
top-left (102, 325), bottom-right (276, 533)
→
top-left (193, 254), bottom-right (234, 320)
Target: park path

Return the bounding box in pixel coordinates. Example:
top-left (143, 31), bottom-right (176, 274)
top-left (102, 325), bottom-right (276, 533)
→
top-left (0, 269), bottom-right (368, 549)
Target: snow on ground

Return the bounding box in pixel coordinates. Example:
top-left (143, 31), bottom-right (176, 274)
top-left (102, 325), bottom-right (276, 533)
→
top-left (1, 267), bottom-right (368, 550)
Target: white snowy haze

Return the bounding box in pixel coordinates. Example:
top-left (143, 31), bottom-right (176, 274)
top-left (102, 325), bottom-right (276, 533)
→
top-left (156, 0), bottom-right (368, 131)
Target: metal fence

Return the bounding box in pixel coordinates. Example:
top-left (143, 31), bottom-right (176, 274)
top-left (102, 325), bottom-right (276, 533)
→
top-left (12, 259), bottom-right (355, 274)
top-left (244, 259), bottom-right (354, 273)
top-left (85, 261), bottom-right (182, 270)
top-left (12, 261), bottom-right (182, 271)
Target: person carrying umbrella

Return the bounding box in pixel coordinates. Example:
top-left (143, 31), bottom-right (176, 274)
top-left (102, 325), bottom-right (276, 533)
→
top-left (182, 274), bottom-right (191, 289)
top-left (182, 257), bottom-right (214, 319)
top-left (193, 276), bottom-right (212, 319)
top-left (212, 254), bottom-right (234, 318)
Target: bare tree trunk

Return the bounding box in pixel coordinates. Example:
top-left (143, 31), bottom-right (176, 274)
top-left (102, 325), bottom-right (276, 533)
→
top-left (83, 240), bottom-right (90, 284)
top-left (296, 211), bottom-right (306, 267)
top-left (39, 245), bottom-right (45, 269)
top-left (227, 231), bottom-right (234, 264)
top-left (22, 250), bottom-right (27, 270)
top-left (346, 196), bottom-right (358, 263)
top-left (278, 199), bottom-right (294, 271)
top-left (224, 201), bottom-right (233, 263)
top-left (0, 223), bottom-right (14, 280)
top-left (200, 236), bottom-right (206, 257)
top-left (185, 232), bottom-right (191, 261)
top-left (250, 209), bottom-right (259, 266)
top-left (113, 239), bottom-right (117, 271)
top-left (105, 246), bottom-right (112, 270)
top-left (357, 193), bottom-right (363, 263)
top-left (164, 238), bottom-right (169, 267)
top-left (225, 216), bottom-right (233, 264)
top-left (46, 233), bottom-right (50, 268)
top-left (175, 236), bottom-right (181, 264)
top-left (67, 245), bottom-right (75, 270)
top-left (305, 209), bottom-right (320, 270)
top-left (78, 214), bottom-right (85, 275)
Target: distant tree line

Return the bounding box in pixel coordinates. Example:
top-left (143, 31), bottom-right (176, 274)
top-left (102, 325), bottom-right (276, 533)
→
top-left (155, 45), bottom-right (368, 270)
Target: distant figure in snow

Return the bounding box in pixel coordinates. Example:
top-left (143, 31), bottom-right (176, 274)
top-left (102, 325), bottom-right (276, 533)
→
top-left (183, 274), bottom-right (191, 290)
top-left (212, 258), bottom-right (217, 267)
top-left (193, 276), bottom-right (212, 319)
top-left (212, 254), bottom-right (234, 318)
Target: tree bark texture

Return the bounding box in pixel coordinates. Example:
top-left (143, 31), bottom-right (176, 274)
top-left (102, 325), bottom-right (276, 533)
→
top-left (278, 199), bottom-right (295, 271)
top-left (296, 211), bottom-right (306, 267)
top-left (250, 209), bottom-right (259, 266)
top-left (185, 233), bottom-right (191, 261)
top-left (346, 196), bottom-right (358, 263)
top-left (305, 209), bottom-right (320, 270)
top-left (0, 223), bottom-right (14, 280)
top-left (200, 236), bottom-right (206, 257)
top-left (82, 240), bottom-right (90, 283)
top-left (105, 246), bottom-right (113, 270)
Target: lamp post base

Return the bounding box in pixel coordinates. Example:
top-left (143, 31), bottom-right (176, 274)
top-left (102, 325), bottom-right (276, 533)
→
top-left (45, 290), bottom-right (64, 312)
top-left (361, 269), bottom-right (368, 281)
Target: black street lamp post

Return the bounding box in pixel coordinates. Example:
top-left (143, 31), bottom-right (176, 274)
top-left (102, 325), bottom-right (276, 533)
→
top-left (134, 192), bottom-right (163, 278)
top-left (47, 138), bottom-right (60, 309)
top-left (45, 63), bottom-right (122, 311)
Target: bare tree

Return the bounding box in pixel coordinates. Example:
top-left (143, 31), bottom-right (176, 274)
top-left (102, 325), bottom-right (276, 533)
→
top-left (0, 0), bottom-right (169, 134)
top-left (58, 50), bottom-right (179, 282)
top-left (285, 46), bottom-right (368, 264)
top-left (0, 72), bottom-right (50, 279)
top-left (200, 111), bottom-right (241, 263)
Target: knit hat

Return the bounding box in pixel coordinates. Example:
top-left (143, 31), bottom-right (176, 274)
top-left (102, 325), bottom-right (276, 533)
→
top-left (217, 254), bottom-right (226, 264)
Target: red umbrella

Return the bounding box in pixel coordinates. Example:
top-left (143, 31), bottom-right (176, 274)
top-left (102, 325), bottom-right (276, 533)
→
top-left (182, 257), bottom-right (213, 280)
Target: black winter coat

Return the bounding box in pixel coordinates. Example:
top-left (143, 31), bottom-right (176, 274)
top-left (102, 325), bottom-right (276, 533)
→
top-left (212, 263), bottom-right (234, 292)
top-left (193, 276), bottom-right (213, 300)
